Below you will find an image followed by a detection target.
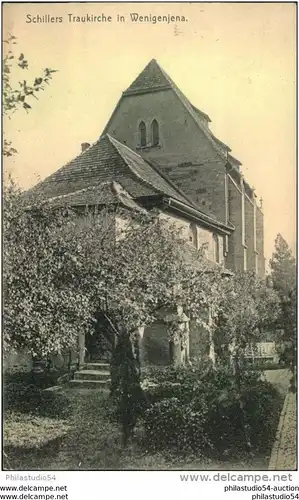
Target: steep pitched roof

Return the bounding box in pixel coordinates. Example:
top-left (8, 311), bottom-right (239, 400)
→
top-left (123, 59), bottom-right (171, 94)
top-left (30, 134), bottom-right (195, 207)
top-left (119, 59), bottom-right (235, 159)
top-left (47, 181), bottom-right (147, 212)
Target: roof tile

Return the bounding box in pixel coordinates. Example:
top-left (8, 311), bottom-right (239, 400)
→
top-left (47, 181), bottom-right (147, 212)
top-left (31, 134), bottom-right (193, 206)
top-left (123, 59), bottom-right (171, 93)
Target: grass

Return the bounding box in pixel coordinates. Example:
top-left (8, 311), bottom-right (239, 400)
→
top-left (4, 367), bottom-right (288, 470)
top-left (4, 413), bottom-right (71, 470)
top-left (263, 368), bottom-right (291, 396)
top-left (4, 389), bottom-right (128, 470)
top-left (4, 385), bottom-right (273, 471)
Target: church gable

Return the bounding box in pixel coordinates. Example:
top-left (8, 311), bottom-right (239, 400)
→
top-left (103, 82), bottom-right (227, 220)
top-left (102, 59), bottom-right (247, 223)
top-left (105, 86), bottom-right (210, 157)
top-left (122, 59), bottom-right (172, 95)
top-left (103, 59), bottom-right (230, 160)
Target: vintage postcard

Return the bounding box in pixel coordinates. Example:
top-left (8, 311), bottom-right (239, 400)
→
top-left (1, 0), bottom-right (297, 495)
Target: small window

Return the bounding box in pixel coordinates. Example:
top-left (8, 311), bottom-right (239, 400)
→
top-left (151, 119), bottom-right (159, 146)
top-left (189, 223), bottom-right (198, 249)
top-left (139, 121), bottom-right (146, 147)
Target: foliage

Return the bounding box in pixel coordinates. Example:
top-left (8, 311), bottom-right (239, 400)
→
top-left (4, 178), bottom-right (281, 443)
top-left (4, 382), bottom-right (70, 419)
top-left (3, 182), bottom-right (95, 357)
top-left (141, 365), bottom-right (282, 455)
top-left (269, 234), bottom-right (297, 389)
top-left (3, 185), bottom-right (216, 357)
top-left (211, 272), bottom-right (280, 450)
top-left (3, 33), bottom-right (56, 156)
top-left (3, 388), bottom-right (270, 471)
top-left (4, 367), bottom-right (73, 391)
top-left (214, 271), bottom-right (280, 363)
top-left (248, 361), bottom-right (285, 371)
top-left (269, 234), bottom-right (296, 295)
top-left (3, 179), bottom-right (213, 442)
top-left (3, 176), bottom-right (225, 429)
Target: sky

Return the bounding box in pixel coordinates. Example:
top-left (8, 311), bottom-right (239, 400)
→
top-left (3, 2), bottom-right (296, 264)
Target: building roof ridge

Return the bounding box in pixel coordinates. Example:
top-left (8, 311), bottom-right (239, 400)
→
top-left (106, 134), bottom-right (197, 208)
top-left (47, 180), bottom-right (127, 201)
top-left (106, 134), bottom-right (162, 194)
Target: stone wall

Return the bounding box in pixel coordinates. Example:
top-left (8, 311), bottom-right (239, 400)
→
top-left (159, 211), bottom-right (223, 262)
top-left (3, 350), bottom-right (33, 373)
top-left (227, 175), bottom-right (244, 271)
top-left (3, 349), bottom-right (78, 374)
top-left (104, 87), bottom-right (265, 275)
top-left (245, 195), bottom-right (255, 272)
top-left (141, 321), bottom-right (170, 366)
top-left (189, 319), bottom-right (210, 360)
top-left (105, 88), bottom-right (227, 223)
top-left (140, 305), bottom-right (190, 367)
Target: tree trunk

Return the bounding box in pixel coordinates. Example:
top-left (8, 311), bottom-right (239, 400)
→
top-left (234, 346), bottom-right (252, 453)
top-left (169, 340), bottom-right (181, 367)
top-left (78, 332), bottom-right (85, 368)
top-left (110, 329), bottom-right (143, 447)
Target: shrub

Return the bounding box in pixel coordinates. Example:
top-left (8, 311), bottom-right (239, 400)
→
top-left (143, 395), bottom-right (211, 453)
top-left (4, 383), bottom-right (71, 419)
top-left (4, 367), bottom-right (74, 390)
top-left (141, 364), bottom-right (283, 456)
top-left (252, 361), bottom-right (286, 371)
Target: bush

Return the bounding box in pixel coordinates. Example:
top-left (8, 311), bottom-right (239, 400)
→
top-left (141, 364), bottom-right (283, 456)
top-left (143, 395), bottom-right (211, 453)
top-left (244, 359), bottom-right (287, 371)
top-left (255, 362), bottom-right (286, 371)
top-left (4, 367), bottom-right (74, 390)
top-left (4, 383), bottom-right (71, 419)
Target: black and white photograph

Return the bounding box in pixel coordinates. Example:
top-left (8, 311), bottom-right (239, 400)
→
top-left (1, 1), bottom-right (297, 482)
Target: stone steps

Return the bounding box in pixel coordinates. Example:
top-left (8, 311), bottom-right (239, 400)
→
top-left (82, 362), bottom-right (110, 371)
top-left (69, 379), bottom-right (110, 389)
top-left (74, 369), bottom-right (110, 381)
top-left (70, 362), bottom-right (111, 389)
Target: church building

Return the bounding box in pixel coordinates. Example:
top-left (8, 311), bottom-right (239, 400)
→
top-left (102, 59), bottom-right (265, 277)
top-left (33, 58), bottom-right (265, 278)
top-left (23, 59), bottom-right (266, 378)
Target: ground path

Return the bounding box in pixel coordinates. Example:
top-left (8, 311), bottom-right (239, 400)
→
top-left (268, 391), bottom-right (296, 470)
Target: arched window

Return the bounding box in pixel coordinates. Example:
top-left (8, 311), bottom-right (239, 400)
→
top-left (189, 223), bottom-right (198, 248)
top-left (139, 121), bottom-right (146, 147)
top-left (151, 119), bottom-right (159, 146)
